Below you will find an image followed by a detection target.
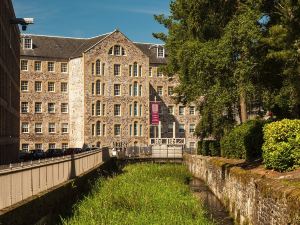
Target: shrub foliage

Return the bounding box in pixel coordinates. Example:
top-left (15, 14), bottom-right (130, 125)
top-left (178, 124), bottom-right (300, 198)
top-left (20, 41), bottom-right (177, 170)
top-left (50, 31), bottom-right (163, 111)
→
top-left (262, 119), bottom-right (300, 171)
top-left (220, 120), bottom-right (264, 160)
top-left (197, 140), bottom-right (221, 156)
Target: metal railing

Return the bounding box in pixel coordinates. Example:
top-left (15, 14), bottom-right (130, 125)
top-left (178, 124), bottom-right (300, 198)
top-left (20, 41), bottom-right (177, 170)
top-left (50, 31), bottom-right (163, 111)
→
top-left (0, 149), bottom-right (103, 211)
top-left (149, 138), bottom-right (186, 145)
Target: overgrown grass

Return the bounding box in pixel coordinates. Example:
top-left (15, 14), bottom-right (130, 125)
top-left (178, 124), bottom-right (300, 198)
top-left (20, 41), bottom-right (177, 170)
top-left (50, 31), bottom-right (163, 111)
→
top-left (62, 164), bottom-right (214, 225)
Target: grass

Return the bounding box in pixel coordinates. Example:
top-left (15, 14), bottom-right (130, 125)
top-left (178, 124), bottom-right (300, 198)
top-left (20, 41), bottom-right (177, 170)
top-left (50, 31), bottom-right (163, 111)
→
top-left (61, 164), bottom-right (214, 225)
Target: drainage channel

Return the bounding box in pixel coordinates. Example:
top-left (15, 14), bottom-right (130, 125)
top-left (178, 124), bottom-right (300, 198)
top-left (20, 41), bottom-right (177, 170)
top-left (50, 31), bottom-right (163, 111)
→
top-left (190, 178), bottom-right (234, 225)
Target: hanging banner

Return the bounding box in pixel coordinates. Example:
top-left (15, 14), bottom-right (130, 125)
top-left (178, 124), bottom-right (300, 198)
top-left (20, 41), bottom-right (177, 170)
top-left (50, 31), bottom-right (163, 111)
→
top-left (151, 102), bottom-right (160, 125)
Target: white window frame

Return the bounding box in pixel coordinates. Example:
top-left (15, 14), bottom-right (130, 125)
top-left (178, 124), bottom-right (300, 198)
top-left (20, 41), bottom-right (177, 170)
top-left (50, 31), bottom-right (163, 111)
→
top-left (48, 82), bottom-right (55, 92)
top-left (61, 123), bottom-right (68, 134)
top-left (62, 143), bottom-right (68, 149)
top-left (168, 106), bottom-right (174, 115)
top-left (61, 103), bottom-right (68, 113)
top-left (34, 61), bottom-right (41, 72)
top-left (179, 106), bottom-right (185, 116)
top-left (21, 60), bottom-right (28, 71)
top-left (47, 62), bottom-right (55, 72)
top-left (49, 143), bottom-right (56, 149)
top-left (23, 38), bottom-right (32, 49)
top-left (189, 106), bottom-right (196, 115)
top-left (35, 81), bottom-right (42, 92)
top-left (35, 123), bottom-right (42, 134)
top-left (22, 144), bottom-right (29, 152)
top-left (114, 104), bottom-right (121, 116)
top-left (21, 102), bottom-right (29, 113)
top-left (157, 46), bottom-right (165, 58)
top-left (35, 102), bottom-right (42, 113)
top-left (48, 123), bottom-right (56, 134)
top-left (189, 124), bottom-right (195, 133)
top-left (61, 63), bottom-right (68, 73)
top-left (61, 82), bottom-right (68, 93)
top-left (21, 123), bottom-right (29, 133)
top-left (179, 124), bottom-right (185, 133)
top-left (48, 103), bottom-right (55, 113)
top-left (35, 143), bottom-right (43, 150)
top-left (114, 64), bottom-right (121, 76)
top-left (157, 86), bottom-right (163, 96)
top-left (21, 81), bottom-right (29, 92)
top-left (114, 124), bottom-right (121, 136)
top-left (114, 84), bottom-right (121, 96)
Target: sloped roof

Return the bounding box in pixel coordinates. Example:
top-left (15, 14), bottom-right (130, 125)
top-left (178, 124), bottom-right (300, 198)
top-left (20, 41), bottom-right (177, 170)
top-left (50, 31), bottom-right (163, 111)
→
top-left (21, 32), bottom-right (167, 64)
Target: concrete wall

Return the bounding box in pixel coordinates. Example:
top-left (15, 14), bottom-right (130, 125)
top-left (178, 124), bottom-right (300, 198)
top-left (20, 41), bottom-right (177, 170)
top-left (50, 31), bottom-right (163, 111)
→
top-left (184, 155), bottom-right (300, 225)
top-left (0, 150), bottom-right (102, 211)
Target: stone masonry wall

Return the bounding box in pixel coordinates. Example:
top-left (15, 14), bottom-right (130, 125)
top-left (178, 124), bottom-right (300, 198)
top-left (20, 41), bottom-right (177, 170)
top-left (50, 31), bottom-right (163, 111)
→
top-left (184, 155), bottom-right (300, 225)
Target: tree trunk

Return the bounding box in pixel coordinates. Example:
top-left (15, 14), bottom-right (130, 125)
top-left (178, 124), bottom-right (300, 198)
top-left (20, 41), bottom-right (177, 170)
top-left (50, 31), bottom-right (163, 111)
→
top-left (240, 91), bottom-right (248, 123)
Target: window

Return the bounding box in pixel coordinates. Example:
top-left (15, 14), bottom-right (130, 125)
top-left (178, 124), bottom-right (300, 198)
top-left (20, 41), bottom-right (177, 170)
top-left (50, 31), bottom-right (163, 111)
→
top-left (96, 80), bottom-right (101, 95)
top-left (114, 45), bottom-right (121, 55)
top-left (21, 60), bottom-right (28, 71)
top-left (114, 84), bottom-right (121, 96)
top-left (168, 123), bottom-right (173, 133)
top-left (62, 143), bottom-right (68, 150)
top-left (33, 61), bottom-right (41, 72)
top-left (134, 102), bottom-right (138, 116)
top-left (22, 144), bottom-right (29, 152)
top-left (129, 85), bottom-right (132, 96)
top-left (92, 104), bottom-right (95, 116)
top-left (102, 104), bottom-right (106, 116)
top-left (21, 81), bottom-right (29, 92)
top-left (92, 63), bottom-right (95, 75)
top-left (139, 85), bottom-right (142, 96)
top-left (179, 106), bottom-right (185, 115)
top-left (62, 123), bottom-right (68, 133)
top-left (133, 82), bottom-right (138, 96)
top-left (35, 143), bottom-right (43, 150)
top-left (102, 124), bottom-right (106, 136)
top-left (35, 123), bottom-right (42, 134)
top-left (48, 62), bottom-right (55, 72)
top-left (23, 38), bottom-right (32, 49)
top-left (102, 83), bottom-right (105, 95)
top-left (133, 63), bottom-right (138, 77)
top-left (35, 102), bottom-right (42, 113)
top-left (140, 124), bottom-right (143, 136)
top-left (102, 63), bottom-right (105, 75)
top-left (179, 124), bottom-right (185, 133)
top-left (96, 60), bottom-right (101, 75)
top-left (189, 106), bottom-right (196, 115)
top-left (139, 66), bottom-right (142, 77)
top-left (149, 67), bottom-right (152, 77)
top-left (61, 63), bottom-right (68, 73)
top-left (189, 124), bottom-right (195, 133)
top-left (129, 104), bottom-right (132, 116)
top-left (122, 47), bottom-right (126, 56)
top-left (129, 65), bottom-right (132, 76)
top-left (134, 122), bottom-right (138, 136)
top-left (48, 103), bottom-right (55, 113)
top-left (48, 82), bottom-right (55, 92)
top-left (49, 123), bottom-right (55, 133)
top-left (168, 87), bottom-right (174, 96)
top-left (139, 104), bottom-right (143, 116)
top-left (114, 104), bottom-right (121, 116)
top-left (96, 121), bottom-right (101, 136)
top-left (114, 64), bottom-right (121, 76)
top-left (21, 123), bottom-right (29, 133)
top-left (96, 101), bottom-right (101, 116)
top-left (92, 83), bottom-right (95, 95)
top-left (92, 124), bottom-right (95, 136)
top-left (61, 103), bottom-right (68, 113)
top-left (157, 71), bottom-right (163, 77)
top-left (114, 124), bottom-right (121, 136)
top-left (157, 46), bottom-right (165, 58)
top-left (168, 106), bottom-right (174, 115)
top-left (35, 81), bottom-right (42, 92)
top-left (61, 82), bottom-right (68, 93)
top-left (157, 86), bottom-right (163, 96)
top-left (49, 143), bottom-right (56, 149)
top-left (21, 102), bottom-right (29, 113)
top-left (129, 124), bottom-right (132, 136)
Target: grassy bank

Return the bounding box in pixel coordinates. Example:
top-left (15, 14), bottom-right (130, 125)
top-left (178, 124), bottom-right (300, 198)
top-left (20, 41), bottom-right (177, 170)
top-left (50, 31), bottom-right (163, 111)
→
top-left (62, 164), bottom-right (214, 225)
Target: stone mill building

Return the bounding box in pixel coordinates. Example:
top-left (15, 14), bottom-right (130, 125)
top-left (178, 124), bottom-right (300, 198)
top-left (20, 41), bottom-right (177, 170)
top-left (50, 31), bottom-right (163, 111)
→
top-left (19, 29), bottom-right (199, 151)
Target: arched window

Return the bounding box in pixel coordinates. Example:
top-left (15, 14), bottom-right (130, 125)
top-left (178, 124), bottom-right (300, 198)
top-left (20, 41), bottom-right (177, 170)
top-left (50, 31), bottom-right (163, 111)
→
top-left (92, 83), bottom-right (95, 95)
top-left (96, 121), bottom-right (101, 136)
top-left (96, 60), bottom-right (101, 75)
top-left (133, 82), bottom-right (138, 96)
top-left (133, 62), bottom-right (138, 77)
top-left (92, 104), bottom-right (95, 116)
top-left (139, 104), bottom-right (142, 116)
top-left (109, 45), bottom-right (126, 56)
top-left (96, 101), bottom-right (101, 116)
top-left (96, 80), bottom-right (101, 95)
top-left (134, 122), bottom-right (138, 136)
top-left (139, 85), bottom-right (142, 96)
top-left (134, 102), bottom-right (138, 116)
top-left (140, 124), bottom-right (143, 136)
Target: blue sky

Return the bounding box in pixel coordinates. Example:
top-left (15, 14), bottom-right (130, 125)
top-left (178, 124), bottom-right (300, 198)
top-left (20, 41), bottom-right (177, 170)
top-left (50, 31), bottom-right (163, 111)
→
top-left (12, 0), bottom-right (170, 44)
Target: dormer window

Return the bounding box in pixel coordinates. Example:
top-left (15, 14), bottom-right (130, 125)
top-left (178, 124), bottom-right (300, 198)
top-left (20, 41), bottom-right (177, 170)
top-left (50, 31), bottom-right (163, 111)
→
top-left (23, 38), bottom-right (32, 49)
top-left (109, 45), bottom-right (126, 56)
top-left (157, 46), bottom-right (165, 58)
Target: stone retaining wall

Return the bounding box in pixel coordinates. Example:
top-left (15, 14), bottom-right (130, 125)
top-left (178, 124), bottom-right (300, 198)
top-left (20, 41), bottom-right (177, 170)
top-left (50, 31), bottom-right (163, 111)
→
top-left (184, 155), bottom-right (300, 225)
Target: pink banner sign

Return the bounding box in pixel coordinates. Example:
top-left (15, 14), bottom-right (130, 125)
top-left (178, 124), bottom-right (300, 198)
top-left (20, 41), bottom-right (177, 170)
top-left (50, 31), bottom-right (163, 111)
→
top-left (151, 102), bottom-right (160, 125)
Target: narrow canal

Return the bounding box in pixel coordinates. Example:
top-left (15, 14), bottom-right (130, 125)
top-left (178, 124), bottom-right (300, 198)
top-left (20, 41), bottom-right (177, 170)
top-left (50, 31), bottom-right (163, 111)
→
top-left (36, 163), bottom-right (233, 225)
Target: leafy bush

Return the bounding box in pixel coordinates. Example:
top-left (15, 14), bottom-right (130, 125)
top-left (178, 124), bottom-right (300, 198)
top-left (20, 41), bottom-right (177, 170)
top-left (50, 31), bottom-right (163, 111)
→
top-left (262, 119), bottom-right (300, 171)
top-left (197, 140), bottom-right (221, 156)
top-left (220, 120), bottom-right (265, 160)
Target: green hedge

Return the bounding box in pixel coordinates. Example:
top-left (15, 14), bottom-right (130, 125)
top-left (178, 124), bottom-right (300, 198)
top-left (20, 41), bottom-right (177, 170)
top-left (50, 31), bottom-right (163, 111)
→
top-left (220, 120), bottom-right (265, 160)
top-left (197, 140), bottom-right (220, 156)
top-left (262, 119), bottom-right (300, 171)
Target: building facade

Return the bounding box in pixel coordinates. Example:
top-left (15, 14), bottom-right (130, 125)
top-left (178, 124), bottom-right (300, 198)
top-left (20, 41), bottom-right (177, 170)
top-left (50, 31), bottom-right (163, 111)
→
top-left (20, 30), bottom-right (199, 151)
top-left (0, 0), bottom-right (20, 164)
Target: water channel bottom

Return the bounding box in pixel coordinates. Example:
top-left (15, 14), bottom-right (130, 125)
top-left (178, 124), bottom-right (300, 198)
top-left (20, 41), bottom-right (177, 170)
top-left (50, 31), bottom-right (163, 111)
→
top-left (190, 178), bottom-right (234, 225)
